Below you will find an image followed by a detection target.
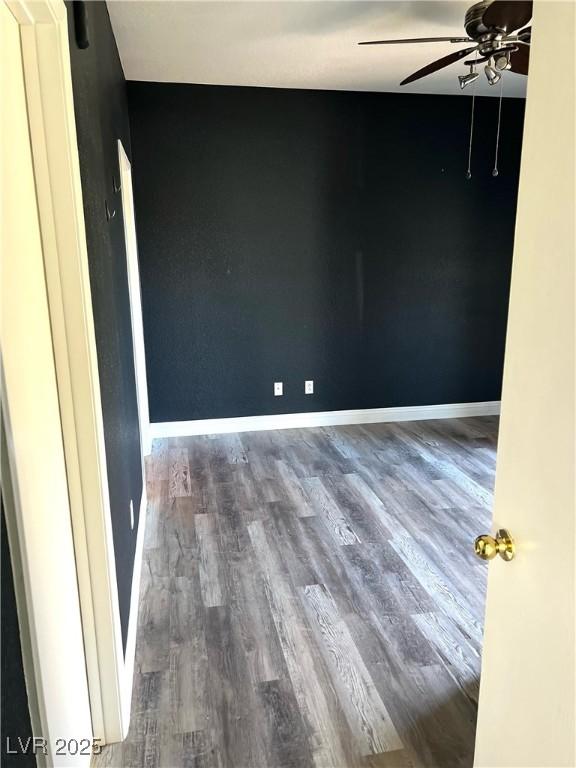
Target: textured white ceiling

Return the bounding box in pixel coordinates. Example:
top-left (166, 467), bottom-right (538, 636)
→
top-left (107, 1), bottom-right (527, 97)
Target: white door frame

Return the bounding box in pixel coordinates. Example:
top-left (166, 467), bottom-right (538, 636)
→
top-left (2, 1), bottom-right (92, 765)
top-left (6, 0), bottom-right (144, 746)
top-left (118, 139), bottom-right (152, 457)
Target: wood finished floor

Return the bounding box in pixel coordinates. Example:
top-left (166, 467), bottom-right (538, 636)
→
top-left (95, 416), bottom-right (498, 768)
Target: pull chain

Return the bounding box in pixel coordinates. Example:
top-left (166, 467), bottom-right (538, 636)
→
top-left (492, 76), bottom-right (504, 177)
top-left (466, 54), bottom-right (478, 180)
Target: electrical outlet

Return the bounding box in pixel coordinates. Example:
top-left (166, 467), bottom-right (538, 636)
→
top-left (274, 382), bottom-right (283, 396)
top-left (305, 380), bottom-right (314, 394)
top-left (129, 499), bottom-right (134, 530)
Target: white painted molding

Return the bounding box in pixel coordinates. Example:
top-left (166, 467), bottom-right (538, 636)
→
top-left (2, 3), bottom-right (92, 764)
top-left (150, 401), bottom-right (501, 438)
top-left (118, 140), bottom-right (152, 456)
top-left (116, 142), bottom-right (150, 735)
top-left (121, 487), bottom-right (147, 729)
top-left (14, 0), bottom-right (132, 745)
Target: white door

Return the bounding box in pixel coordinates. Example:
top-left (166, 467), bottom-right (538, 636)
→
top-left (473, 2), bottom-right (575, 766)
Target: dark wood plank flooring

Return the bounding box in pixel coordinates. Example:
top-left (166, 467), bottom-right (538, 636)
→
top-left (94, 416), bottom-right (497, 768)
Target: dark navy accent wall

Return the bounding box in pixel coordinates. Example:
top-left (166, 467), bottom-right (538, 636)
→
top-left (66, 2), bottom-right (142, 649)
top-left (128, 83), bottom-right (524, 423)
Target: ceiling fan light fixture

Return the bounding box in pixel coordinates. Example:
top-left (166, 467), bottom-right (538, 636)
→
top-left (485, 62), bottom-right (502, 85)
top-left (495, 51), bottom-right (512, 71)
top-left (459, 69), bottom-right (480, 89)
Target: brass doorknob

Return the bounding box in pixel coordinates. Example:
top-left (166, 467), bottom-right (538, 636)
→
top-left (474, 528), bottom-right (515, 561)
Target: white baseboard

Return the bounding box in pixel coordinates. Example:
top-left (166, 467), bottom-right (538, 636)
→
top-left (150, 401), bottom-right (501, 438)
top-left (142, 424), bottom-right (152, 457)
top-left (120, 487), bottom-right (147, 735)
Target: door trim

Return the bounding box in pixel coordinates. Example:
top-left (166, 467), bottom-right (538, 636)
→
top-left (116, 140), bottom-right (150, 715)
top-left (2, 1), bottom-right (92, 764)
top-left (118, 139), bottom-right (152, 456)
top-left (8, 0), bottom-right (138, 744)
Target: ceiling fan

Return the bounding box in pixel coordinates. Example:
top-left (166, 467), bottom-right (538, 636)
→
top-left (358, 0), bottom-right (531, 88)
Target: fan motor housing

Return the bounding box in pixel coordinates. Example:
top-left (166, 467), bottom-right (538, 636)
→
top-left (465, 1), bottom-right (494, 38)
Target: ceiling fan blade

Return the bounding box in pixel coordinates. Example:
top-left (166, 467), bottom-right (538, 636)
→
top-left (400, 46), bottom-right (478, 86)
top-left (509, 45), bottom-right (530, 75)
top-left (482, 1), bottom-right (532, 32)
top-left (517, 25), bottom-right (532, 41)
top-left (358, 36), bottom-right (471, 46)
